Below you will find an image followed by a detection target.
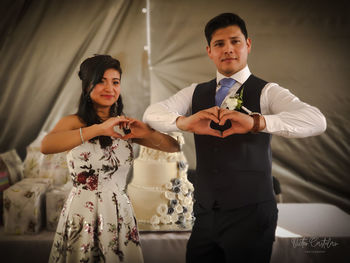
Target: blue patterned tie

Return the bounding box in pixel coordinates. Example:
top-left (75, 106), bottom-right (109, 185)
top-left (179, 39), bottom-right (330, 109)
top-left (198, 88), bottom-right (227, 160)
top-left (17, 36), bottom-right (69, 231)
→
top-left (215, 78), bottom-right (236, 106)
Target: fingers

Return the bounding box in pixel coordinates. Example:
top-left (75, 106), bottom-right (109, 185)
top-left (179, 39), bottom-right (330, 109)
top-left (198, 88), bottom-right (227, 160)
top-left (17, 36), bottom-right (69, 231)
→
top-left (112, 116), bottom-right (129, 126)
top-left (112, 117), bottom-right (133, 131)
top-left (124, 121), bottom-right (129, 130)
top-left (124, 117), bottom-right (139, 129)
top-left (203, 107), bottom-right (220, 122)
top-left (205, 106), bottom-right (220, 115)
top-left (205, 128), bottom-right (223, 138)
top-left (199, 111), bottom-right (220, 123)
top-left (218, 108), bottom-right (229, 120)
top-left (218, 113), bottom-right (232, 125)
top-left (218, 109), bottom-right (240, 125)
top-left (111, 131), bottom-right (123, 139)
top-left (222, 128), bottom-right (235, 138)
top-left (121, 133), bottom-right (135, 140)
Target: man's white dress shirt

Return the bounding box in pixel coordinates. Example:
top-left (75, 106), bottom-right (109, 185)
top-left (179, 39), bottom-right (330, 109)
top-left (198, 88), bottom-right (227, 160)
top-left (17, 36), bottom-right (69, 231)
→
top-left (143, 66), bottom-right (326, 138)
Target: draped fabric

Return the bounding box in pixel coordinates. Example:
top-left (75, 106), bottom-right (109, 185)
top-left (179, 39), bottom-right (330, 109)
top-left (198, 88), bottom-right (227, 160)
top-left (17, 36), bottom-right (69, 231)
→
top-left (0, 0), bottom-right (349, 214)
top-left (0, 0), bottom-right (149, 157)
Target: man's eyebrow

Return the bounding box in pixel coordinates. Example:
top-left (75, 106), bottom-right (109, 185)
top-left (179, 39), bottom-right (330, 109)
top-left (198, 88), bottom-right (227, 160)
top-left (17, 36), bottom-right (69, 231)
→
top-left (213, 36), bottom-right (240, 43)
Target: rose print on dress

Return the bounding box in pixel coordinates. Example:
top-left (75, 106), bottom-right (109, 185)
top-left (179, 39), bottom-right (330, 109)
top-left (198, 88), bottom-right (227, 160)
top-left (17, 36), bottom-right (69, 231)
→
top-left (79, 152), bottom-right (91, 162)
top-left (84, 201), bottom-right (94, 212)
top-left (124, 225), bottom-right (140, 246)
top-left (99, 145), bottom-right (120, 178)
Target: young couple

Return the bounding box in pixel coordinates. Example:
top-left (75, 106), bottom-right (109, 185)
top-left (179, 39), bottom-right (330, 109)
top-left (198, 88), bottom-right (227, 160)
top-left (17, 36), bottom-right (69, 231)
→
top-left (43, 13), bottom-right (326, 263)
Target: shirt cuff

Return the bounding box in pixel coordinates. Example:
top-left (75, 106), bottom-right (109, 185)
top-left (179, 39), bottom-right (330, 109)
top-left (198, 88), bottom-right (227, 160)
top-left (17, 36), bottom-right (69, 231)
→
top-left (262, 115), bottom-right (284, 134)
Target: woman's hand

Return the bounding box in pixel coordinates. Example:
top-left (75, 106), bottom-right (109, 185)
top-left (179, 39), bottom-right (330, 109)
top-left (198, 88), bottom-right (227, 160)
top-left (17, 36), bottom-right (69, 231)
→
top-left (111, 116), bottom-right (179, 152)
top-left (121, 118), bottom-right (153, 140)
top-left (98, 116), bottom-right (131, 138)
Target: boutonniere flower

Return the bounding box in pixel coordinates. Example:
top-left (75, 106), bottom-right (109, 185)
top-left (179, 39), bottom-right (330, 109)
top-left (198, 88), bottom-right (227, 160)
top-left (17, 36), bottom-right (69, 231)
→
top-left (224, 87), bottom-right (244, 110)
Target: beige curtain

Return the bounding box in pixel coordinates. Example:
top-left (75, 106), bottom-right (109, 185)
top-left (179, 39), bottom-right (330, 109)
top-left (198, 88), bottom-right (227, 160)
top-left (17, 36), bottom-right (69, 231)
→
top-left (0, 0), bottom-right (349, 213)
top-left (0, 0), bottom-right (149, 157)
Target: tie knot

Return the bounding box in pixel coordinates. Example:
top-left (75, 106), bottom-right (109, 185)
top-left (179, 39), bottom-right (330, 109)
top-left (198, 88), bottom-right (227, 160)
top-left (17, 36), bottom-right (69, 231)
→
top-left (219, 78), bottom-right (236, 88)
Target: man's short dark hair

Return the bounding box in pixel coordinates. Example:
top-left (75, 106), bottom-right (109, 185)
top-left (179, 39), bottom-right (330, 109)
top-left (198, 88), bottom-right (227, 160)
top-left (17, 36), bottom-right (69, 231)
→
top-left (205, 13), bottom-right (248, 46)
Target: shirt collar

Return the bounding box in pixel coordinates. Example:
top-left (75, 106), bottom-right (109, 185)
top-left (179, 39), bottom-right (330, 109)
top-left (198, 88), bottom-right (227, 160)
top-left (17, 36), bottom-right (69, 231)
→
top-left (216, 65), bottom-right (251, 85)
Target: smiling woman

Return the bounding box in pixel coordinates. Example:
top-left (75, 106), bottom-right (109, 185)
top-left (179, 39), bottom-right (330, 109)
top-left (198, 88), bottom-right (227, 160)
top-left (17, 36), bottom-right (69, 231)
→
top-left (89, 68), bottom-right (121, 110)
top-left (40, 54), bottom-right (179, 263)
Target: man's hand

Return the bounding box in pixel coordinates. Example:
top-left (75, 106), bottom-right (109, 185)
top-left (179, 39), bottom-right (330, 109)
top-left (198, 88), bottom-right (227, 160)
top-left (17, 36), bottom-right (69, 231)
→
top-left (218, 108), bottom-right (266, 137)
top-left (176, 106), bottom-right (222, 137)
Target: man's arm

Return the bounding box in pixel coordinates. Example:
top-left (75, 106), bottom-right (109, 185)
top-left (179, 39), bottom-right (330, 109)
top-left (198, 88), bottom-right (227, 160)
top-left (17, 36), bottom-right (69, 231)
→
top-left (219, 83), bottom-right (327, 138)
top-left (261, 83), bottom-right (327, 138)
top-left (143, 83), bottom-right (221, 137)
top-left (143, 84), bottom-right (196, 133)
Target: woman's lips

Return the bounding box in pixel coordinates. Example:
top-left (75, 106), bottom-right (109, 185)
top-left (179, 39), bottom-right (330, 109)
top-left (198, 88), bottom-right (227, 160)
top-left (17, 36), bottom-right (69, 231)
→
top-left (101, 95), bottom-right (114, 99)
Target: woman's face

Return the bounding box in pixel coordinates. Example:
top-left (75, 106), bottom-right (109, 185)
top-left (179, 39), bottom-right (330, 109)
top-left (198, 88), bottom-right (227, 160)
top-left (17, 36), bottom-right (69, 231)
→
top-left (90, 68), bottom-right (121, 108)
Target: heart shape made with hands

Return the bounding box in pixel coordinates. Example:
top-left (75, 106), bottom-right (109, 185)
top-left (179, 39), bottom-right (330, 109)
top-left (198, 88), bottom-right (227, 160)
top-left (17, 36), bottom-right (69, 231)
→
top-left (113, 117), bottom-right (151, 140)
top-left (112, 118), bottom-right (132, 138)
top-left (207, 107), bottom-right (254, 137)
top-left (209, 108), bottom-right (233, 132)
top-left (210, 119), bottom-right (232, 132)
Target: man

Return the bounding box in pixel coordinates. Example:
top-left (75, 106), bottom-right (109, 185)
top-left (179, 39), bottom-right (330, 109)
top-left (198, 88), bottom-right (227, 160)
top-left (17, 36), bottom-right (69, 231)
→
top-left (143, 13), bottom-right (326, 263)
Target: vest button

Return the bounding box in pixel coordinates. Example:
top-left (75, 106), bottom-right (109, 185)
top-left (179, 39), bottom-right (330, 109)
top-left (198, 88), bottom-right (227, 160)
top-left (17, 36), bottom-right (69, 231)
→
top-left (213, 169), bottom-right (219, 174)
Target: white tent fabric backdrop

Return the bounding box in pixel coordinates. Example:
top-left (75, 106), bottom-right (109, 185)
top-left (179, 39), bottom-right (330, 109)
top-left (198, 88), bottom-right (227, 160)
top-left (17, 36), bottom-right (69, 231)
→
top-left (0, 0), bottom-right (349, 213)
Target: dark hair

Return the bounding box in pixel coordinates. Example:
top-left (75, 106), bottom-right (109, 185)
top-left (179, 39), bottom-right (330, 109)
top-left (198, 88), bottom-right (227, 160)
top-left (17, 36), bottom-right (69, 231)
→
top-left (204, 13), bottom-right (248, 46)
top-left (77, 54), bottom-right (123, 148)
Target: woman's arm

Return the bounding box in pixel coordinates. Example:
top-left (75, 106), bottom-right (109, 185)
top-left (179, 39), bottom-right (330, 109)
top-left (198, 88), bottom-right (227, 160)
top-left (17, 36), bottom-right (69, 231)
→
top-left (40, 115), bottom-right (127, 154)
top-left (122, 118), bottom-right (180, 153)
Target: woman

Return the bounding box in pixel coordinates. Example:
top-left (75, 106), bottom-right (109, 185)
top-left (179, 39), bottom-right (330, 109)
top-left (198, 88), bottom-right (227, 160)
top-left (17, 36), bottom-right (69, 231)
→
top-left (41, 55), bottom-right (179, 263)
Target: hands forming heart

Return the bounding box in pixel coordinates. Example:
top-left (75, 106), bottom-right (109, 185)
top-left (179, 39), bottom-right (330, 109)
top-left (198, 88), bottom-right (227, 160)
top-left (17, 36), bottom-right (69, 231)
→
top-left (99, 116), bottom-right (153, 140)
top-left (176, 106), bottom-right (256, 138)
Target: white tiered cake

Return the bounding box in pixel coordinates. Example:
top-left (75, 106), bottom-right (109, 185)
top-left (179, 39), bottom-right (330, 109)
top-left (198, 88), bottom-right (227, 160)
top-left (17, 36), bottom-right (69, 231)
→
top-left (127, 133), bottom-right (194, 231)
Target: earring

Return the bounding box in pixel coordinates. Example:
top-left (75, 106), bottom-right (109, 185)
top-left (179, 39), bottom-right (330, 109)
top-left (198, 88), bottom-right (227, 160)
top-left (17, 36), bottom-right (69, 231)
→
top-left (113, 102), bottom-right (118, 115)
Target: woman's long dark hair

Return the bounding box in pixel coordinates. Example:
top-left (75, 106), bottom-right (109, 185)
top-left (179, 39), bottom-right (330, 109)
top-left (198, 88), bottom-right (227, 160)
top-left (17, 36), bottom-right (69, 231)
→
top-left (77, 55), bottom-right (124, 148)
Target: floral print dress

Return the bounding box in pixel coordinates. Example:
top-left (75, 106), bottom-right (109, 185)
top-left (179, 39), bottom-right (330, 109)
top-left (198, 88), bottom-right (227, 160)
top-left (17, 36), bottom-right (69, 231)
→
top-left (49, 137), bottom-right (143, 263)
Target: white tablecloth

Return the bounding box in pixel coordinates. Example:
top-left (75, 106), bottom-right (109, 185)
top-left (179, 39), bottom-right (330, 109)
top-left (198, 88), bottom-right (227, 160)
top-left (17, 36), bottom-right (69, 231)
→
top-left (272, 203), bottom-right (350, 263)
top-left (1, 203), bottom-right (349, 263)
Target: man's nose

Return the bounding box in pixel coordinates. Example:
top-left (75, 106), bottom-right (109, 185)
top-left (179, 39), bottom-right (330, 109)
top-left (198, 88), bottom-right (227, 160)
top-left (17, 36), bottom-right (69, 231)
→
top-left (224, 43), bottom-right (234, 54)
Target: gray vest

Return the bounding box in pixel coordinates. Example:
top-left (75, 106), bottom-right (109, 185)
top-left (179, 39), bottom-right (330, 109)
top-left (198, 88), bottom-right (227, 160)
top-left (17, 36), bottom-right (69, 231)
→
top-left (192, 75), bottom-right (274, 210)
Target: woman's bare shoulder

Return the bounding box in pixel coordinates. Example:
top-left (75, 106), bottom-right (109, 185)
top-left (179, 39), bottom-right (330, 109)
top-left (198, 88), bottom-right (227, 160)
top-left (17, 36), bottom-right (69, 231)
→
top-left (51, 114), bottom-right (85, 132)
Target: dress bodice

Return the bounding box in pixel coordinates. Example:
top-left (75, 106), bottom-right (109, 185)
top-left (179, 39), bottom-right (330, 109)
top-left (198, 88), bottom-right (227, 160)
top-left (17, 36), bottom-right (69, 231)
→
top-left (66, 137), bottom-right (133, 192)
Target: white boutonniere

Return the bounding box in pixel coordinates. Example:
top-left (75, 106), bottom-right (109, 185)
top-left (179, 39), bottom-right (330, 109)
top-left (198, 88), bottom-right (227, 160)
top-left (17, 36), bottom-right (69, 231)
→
top-left (224, 87), bottom-right (244, 110)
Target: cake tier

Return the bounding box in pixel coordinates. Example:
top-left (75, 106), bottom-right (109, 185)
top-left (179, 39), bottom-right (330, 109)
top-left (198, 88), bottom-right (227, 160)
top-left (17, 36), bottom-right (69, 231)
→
top-left (132, 159), bottom-right (178, 187)
top-left (128, 184), bottom-right (168, 222)
top-left (128, 183), bottom-right (193, 224)
top-left (137, 146), bottom-right (181, 162)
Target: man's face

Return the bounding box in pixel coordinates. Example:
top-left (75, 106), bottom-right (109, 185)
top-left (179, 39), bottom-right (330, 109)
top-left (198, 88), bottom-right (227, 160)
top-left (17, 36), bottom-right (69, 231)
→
top-left (207, 25), bottom-right (251, 76)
